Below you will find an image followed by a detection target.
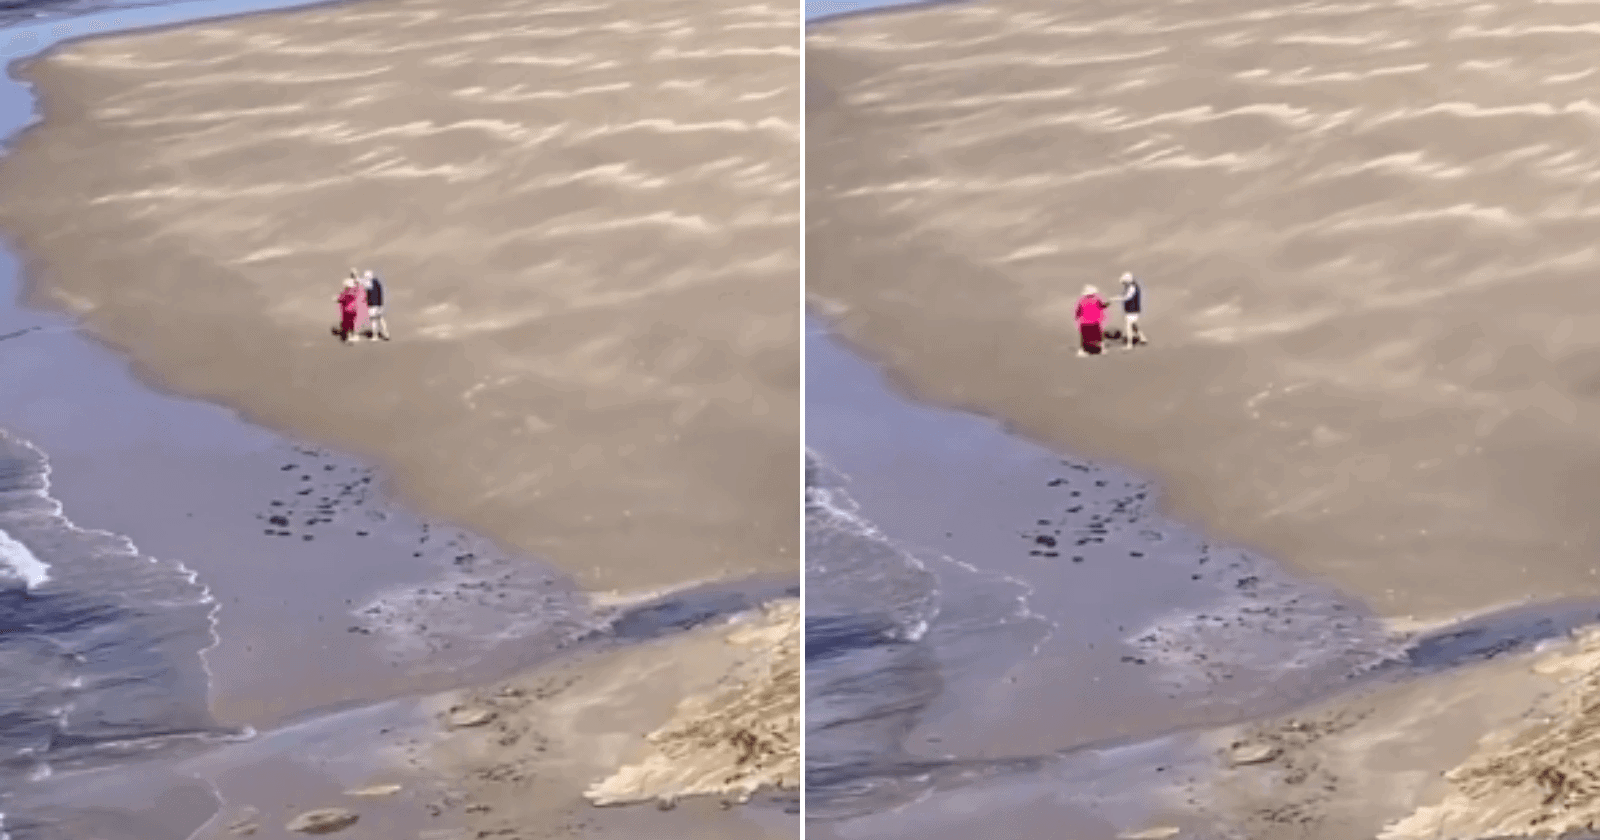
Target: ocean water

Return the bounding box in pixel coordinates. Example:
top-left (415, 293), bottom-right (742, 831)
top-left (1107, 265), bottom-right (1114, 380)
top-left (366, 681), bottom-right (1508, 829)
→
top-left (805, 453), bottom-right (1053, 820)
top-left (0, 433), bottom-right (252, 838)
top-left (802, 316), bottom-right (1435, 832)
top-left (0, 2), bottom-right (801, 837)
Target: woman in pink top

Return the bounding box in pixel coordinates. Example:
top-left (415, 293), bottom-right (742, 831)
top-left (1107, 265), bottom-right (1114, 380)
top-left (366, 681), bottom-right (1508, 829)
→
top-left (1075, 284), bottom-right (1108, 356)
top-left (335, 275), bottom-right (361, 344)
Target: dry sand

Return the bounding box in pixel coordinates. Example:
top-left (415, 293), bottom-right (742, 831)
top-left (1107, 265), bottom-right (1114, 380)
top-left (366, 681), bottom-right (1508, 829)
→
top-left (0, 0), bottom-right (800, 832)
top-left (807, 0), bottom-right (1600, 623)
top-left (425, 599), bottom-right (800, 839)
top-left (0, 0), bottom-right (800, 594)
top-left (1380, 628), bottom-right (1600, 840)
top-left (807, 0), bottom-right (1600, 834)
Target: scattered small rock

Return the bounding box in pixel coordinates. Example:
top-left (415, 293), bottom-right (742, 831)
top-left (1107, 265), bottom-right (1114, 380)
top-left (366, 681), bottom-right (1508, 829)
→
top-left (1118, 827), bottom-right (1180, 840)
top-left (447, 707), bottom-right (496, 728)
top-left (286, 808), bottom-right (359, 834)
top-left (1228, 741), bottom-right (1280, 766)
top-left (345, 783), bottom-right (403, 798)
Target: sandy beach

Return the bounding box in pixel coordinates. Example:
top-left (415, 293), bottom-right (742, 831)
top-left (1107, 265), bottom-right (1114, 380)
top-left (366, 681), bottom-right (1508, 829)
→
top-left (808, 0), bottom-right (1600, 835)
top-left (808, 0), bottom-right (1600, 621)
top-left (0, 0), bottom-right (799, 835)
top-left (1, 0), bottom-right (800, 595)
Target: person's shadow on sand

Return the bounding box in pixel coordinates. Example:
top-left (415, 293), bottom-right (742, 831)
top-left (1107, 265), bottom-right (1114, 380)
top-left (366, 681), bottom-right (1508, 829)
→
top-left (329, 325), bottom-right (382, 342)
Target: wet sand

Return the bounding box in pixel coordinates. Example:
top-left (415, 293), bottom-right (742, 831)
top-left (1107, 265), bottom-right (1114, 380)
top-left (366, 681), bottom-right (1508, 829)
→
top-left (1, 0), bottom-right (800, 595)
top-left (808, 308), bottom-right (1600, 839)
top-left (0, 251), bottom-right (798, 837)
top-left (0, 0), bottom-right (800, 834)
top-left (807, 0), bottom-right (1600, 834)
top-left (808, 0), bottom-right (1600, 623)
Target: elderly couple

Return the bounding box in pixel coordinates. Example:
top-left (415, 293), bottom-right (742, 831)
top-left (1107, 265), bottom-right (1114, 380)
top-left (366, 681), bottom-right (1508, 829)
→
top-left (1074, 272), bottom-right (1146, 356)
top-left (335, 269), bottom-right (389, 344)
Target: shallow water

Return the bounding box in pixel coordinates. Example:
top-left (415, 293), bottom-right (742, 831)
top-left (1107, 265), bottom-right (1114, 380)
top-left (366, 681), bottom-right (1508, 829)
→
top-left (0, 3), bottom-right (796, 835)
top-left (803, 312), bottom-right (1600, 834)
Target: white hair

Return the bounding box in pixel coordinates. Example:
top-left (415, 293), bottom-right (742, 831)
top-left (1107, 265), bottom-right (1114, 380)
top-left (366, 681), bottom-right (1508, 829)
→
top-left (1083, 284), bottom-right (1099, 296)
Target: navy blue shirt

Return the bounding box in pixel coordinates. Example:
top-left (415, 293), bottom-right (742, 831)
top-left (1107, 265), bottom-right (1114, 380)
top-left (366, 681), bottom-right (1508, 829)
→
top-left (1122, 281), bottom-right (1142, 314)
top-left (366, 277), bottom-right (384, 307)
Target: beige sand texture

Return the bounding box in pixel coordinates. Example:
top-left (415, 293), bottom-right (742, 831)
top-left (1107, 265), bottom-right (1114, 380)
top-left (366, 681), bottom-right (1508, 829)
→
top-left (585, 598), bottom-right (801, 806)
top-left (0, 0), bottom-right (800, 593)
top-left (807, 0), bottom-right (1600, 622)
top-left (424, 599), bottom-right (800, 839)
top-left (1380, 628), bottom-right (1600, 839)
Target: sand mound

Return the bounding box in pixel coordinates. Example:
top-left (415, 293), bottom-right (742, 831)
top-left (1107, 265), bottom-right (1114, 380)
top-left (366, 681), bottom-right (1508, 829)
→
top-left (585, 598), bottom-right (800, 806)
top-left (1382, 628), bottom-right (1600, 839)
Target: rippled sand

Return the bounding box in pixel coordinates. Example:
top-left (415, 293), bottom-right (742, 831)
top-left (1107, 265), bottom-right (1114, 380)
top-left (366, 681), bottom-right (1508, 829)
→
top-left (0, 0), bottom-right (799, 827)
top-left (0, 0), bottom-right (800, 594)
top-left (808, 0), bottom-right (1600, 621)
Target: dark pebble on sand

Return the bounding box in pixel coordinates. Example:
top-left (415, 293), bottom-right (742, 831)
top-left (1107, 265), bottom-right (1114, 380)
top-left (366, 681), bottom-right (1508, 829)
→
top-left (1036, 519), bottom-right (1050, 526)
top-left (1192, 574), bottom-right (1202, 580)
top-left (303, 535), bottom-right (314, 541)
top-left (1035, 535), bottom-right (1056, 547)
top-left (282, 464), bottom-right (296, 471)
top-left (357, 530), bottom-right (369, 537)
top-left (1047, 478), bottom-right (1064, 486)
top-left (414, 552), bottom-right (422, 557)
top-left (1130, 551), bottom-right (1144, 557)
top-left (1043, 551), bottom-right (1058, 558)
top-left (1072, 556), bottom-right (1084, 563)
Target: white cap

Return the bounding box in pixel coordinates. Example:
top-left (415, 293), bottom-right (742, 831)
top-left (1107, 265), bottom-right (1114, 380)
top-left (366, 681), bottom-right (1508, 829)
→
top-left (1083, 284), bottom-right (1099, 296)
top-left (1120, 272), bottom-right (1135, 283)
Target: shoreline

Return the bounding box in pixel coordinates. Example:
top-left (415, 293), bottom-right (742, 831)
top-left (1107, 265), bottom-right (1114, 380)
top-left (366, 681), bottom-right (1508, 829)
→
top-left (0, 247), bottom-right (799, 837)
top-left (806, 311), bottom-right (1600, 838)
top-left (0, 0), bottom-right (802, 596)
top-left (804, 0), bottom-right (965, 28)
top-left (0, 0), bottom-right (800, 835)
top-left (805, 0), bottom-right (1600, 833)
top-left (805, 0), bottom-right (1600, 625)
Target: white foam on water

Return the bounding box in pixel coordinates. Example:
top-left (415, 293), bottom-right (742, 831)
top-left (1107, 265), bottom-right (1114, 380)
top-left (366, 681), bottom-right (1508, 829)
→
top-left (0, 526), bottom-right (48, 588)
top-left (0, 430), bottom-right (227, 713)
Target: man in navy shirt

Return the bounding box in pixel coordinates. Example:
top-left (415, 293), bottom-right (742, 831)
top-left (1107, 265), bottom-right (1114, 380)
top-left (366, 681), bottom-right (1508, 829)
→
top-left (1118, 272), bottom-right (1147, 348)
top-left (362, 270), bottom-right (389, 341)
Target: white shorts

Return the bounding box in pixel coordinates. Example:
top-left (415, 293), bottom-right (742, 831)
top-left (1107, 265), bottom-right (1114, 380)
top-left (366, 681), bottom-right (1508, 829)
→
top-left (366, 306), bottom-right (385, 318)
top-left (1123, 312), bottom-right (1140, 323)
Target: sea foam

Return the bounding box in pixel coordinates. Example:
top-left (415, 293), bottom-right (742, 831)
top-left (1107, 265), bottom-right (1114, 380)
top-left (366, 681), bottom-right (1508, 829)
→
top-left (0, 527), bottom-right (48, 588)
